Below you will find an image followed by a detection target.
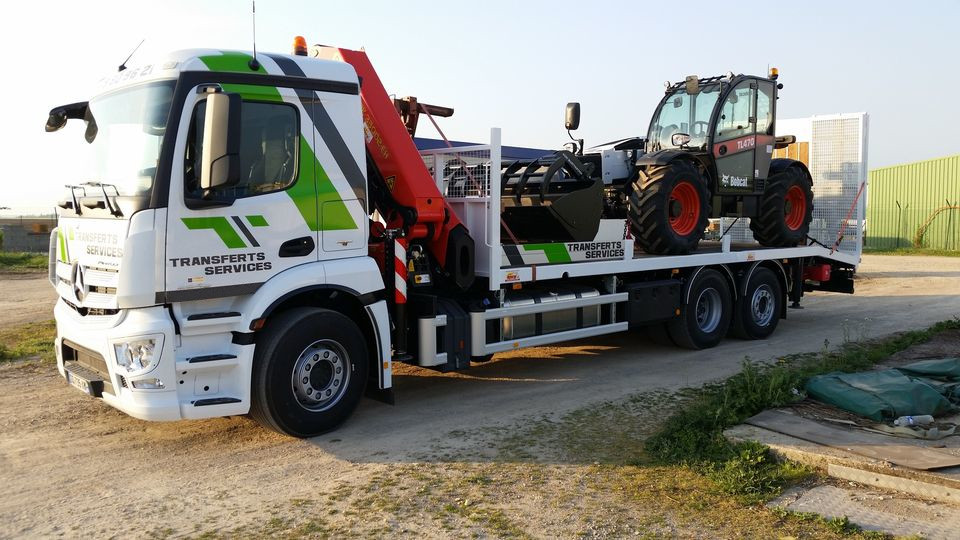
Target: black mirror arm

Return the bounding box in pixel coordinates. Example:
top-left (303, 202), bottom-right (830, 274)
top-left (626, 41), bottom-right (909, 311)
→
top-left (45, 102), bottom-right (89, 132)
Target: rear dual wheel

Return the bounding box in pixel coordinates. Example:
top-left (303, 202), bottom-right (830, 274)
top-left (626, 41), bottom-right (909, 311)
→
top-left (731, 267), bottom-right (783, 340)
top-left (668, 269), bottom-right (732, 350)
top-left (630, 160), bottom-right (710, 255)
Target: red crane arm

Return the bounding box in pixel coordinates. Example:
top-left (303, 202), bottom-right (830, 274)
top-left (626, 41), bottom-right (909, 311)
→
top-left (312, 46), bottom-right (474, 289)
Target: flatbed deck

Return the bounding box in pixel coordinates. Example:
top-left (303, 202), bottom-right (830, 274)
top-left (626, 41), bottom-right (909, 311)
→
top-left (498, 241), bottom-right (857, 285)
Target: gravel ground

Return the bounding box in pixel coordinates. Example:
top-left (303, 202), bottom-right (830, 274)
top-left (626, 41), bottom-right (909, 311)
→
top-left (1, 254), bottom-right (959, 538)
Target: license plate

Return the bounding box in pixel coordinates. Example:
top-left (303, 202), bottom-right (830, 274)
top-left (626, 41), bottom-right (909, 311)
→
top-left (66, 370), bottom-right (94, 396)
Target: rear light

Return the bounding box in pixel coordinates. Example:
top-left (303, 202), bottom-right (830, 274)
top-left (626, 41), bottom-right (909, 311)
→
top-left (803, 264), bottom-right (831, 282)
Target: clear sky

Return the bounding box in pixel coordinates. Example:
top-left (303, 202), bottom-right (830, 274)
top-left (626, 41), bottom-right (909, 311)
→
top-left (3, 0), bottom-right (958, 214)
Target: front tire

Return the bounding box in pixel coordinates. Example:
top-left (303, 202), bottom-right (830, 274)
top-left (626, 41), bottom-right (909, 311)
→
top-left (731, 267), bottom-right (782, 340)
top-left (750, 164), bottom-right (814, 246)
top-left (629, 160), bottom-right (710, 255)
top-left (668, 269), bottom-right (732, 350)
top-left (250, 307), bottom-right (369, 437)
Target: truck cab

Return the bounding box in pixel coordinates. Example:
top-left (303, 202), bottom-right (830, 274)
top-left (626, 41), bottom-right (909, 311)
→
top-left (47, 49), bottom-right (391, 431)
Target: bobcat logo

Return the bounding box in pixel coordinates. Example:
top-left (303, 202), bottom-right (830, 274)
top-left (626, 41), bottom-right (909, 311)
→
top-left (721, 174), bottom-right (749, 188)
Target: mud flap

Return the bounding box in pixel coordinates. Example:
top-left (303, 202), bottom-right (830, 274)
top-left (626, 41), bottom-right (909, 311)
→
top-left (409, 295), bottom-right (472, 372)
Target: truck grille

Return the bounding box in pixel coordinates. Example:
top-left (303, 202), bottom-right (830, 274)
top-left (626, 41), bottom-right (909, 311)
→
top-left (63, 297), bottom-right (119, 317)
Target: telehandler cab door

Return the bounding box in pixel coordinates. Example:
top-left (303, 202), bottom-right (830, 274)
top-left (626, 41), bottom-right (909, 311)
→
top-left (711, 79), bottom-right (777, 194)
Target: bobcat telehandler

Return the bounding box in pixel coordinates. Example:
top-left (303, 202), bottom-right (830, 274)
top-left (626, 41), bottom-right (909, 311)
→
top-left (498, 69), bottom-right (814, 255)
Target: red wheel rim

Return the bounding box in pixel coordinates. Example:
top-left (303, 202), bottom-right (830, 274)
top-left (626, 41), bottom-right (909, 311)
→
top-left (784, 185), bottom-right (806, 231)
top-left (668, 181), bottom-right (700, 236)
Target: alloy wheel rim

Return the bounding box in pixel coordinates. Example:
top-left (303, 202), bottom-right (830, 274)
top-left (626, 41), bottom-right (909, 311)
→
top-left (291, 339), bottom-right (350, 412)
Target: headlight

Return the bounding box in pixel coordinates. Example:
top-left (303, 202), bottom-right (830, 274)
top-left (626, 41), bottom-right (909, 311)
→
top-left (113, 335), bottom-right (163, 374)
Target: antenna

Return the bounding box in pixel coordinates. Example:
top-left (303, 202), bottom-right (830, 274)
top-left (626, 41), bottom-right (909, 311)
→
top-left (248, 1), bottom-right (261, 71)
top-left (118, 39), bottom-right (145, 72)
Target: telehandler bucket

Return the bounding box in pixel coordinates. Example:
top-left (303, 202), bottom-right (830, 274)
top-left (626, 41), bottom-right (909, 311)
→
top-left (500, 151), bottom-right (603, 243)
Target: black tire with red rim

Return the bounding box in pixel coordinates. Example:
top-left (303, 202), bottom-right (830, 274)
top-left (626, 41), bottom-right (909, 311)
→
top-left (629, 160), bottom-right (710, 255)
top-left (750, 163), bottom-right (814, 246)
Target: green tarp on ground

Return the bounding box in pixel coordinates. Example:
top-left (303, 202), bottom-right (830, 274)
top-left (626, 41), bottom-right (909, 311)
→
top-left (805, 358), bottom-right (960, 422)
top-left (897, 357), bottom-right (960, 380)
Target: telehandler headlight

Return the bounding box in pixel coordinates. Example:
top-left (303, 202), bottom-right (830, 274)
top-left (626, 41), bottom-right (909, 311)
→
top-left (113, 335), bottom-right (163, 374)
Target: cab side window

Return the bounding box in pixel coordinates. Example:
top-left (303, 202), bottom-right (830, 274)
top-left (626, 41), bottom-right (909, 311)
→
top-left (714, 82), bottom-right (755, 142)
top-left (755, 81), bottom-right (774, 136)
top-left (185, 98), bottom-right (299, 199)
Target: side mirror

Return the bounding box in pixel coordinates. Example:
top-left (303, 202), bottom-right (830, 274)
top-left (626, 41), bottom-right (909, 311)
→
top-left (200, 92), bottom-right (242, 191)
top-left (45, 102), bottom-right (89, 133)
top-left (671, 133), bottom-right (691, 147)
top-left (565, 102), bottom-right (580, 131)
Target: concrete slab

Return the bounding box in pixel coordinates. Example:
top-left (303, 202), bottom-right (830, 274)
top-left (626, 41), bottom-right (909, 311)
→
top-left (725, 423), bottom-right (960, 504)
top-left (769, 484), bottom-right (960, 539)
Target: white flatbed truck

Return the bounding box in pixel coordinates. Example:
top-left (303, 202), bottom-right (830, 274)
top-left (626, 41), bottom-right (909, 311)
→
top-left (44, 41), bottom-right (867, 437)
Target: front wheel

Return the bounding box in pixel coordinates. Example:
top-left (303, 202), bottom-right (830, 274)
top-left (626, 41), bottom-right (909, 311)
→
top-left (629, 160), bottom-right (710, 255)
top-left (250, 307), bottom-right (368, 437)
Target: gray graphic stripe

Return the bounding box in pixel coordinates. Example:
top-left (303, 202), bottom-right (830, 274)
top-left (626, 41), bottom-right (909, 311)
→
top-left (502, 244), bottom-right (524, 266)
top-left (266, 54), bottom-right (367, 207)
top-left (231, 216), bottom-right (260, 247)
top-left (158, 282), bottom-right (263, 304)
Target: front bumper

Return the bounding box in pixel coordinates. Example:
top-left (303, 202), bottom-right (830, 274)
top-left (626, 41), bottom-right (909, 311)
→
top-left (54, 299), bottom-right (182, 421)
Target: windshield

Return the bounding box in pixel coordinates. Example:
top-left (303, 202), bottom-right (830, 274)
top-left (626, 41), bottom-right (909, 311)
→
top-left (648, 83), bottom-right (721, 151)
top-left (74, 80), bottom-right (176, 197)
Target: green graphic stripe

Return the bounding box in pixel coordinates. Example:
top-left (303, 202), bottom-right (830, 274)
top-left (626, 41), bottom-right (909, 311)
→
top-left (315, 145), bottom-right (357, 231)
top-left (220, 83), bottom-right (284, 103)
top-left (295, 137), bottom-right (357, 231)
top-left (198, 52), bottom-right (266, 74)
top-left (522, 243), bottom-right (572, 263)
top-left (182, 217), bottom-right (246, 249)
top-left (287, 136), bottom-right (321, 231)
top-left (57, 228), bottom-right (68, 262)
top-left (189, 71), bottom-right (356, 233)
top-left (246, 215), bottom-right (269, 227)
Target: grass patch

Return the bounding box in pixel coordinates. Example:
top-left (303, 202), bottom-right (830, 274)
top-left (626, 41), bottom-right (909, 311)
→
top-left (0, 320), bottom-right (56, 363)
top-left (643, 319), bottom-right (960, 502)
top-left (0, 251), bottom-right (48, 271)
top-left (863, 246), bottom-right (960, 257)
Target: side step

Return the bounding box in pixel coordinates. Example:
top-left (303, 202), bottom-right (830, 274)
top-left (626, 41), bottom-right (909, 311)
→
top-left (194, 397), bottom-right (242, 406)
top-left (187, 312), bottom-right (241, 321)
top-left (187, 354), bottom-right (237, 363)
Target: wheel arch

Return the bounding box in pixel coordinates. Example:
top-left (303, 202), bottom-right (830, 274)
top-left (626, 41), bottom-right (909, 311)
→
top-left (769, 158), bottom-right (813, 185)
top-left (636, 151), bottom-right (712, 184)
top-left (739, 260), bottom-right (789, 319)
top-left (683, 264), bottom-right (738, 305)
top-left (255, 285), bottom-right (388, 392)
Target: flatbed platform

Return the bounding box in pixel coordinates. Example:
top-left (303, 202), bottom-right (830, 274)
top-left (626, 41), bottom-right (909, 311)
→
top-left (497, 241), bottom-right (857, 285)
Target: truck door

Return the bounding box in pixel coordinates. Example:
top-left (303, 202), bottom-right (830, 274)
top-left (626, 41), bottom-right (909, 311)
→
top-left (712, 80), bottom-right (758, 194)
top-left (164, 83), bottom-right (322, 299)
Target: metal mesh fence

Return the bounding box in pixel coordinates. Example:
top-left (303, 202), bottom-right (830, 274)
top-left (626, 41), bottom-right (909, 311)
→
top-left (809, 114), bottom-right (866, 257)
top-left (421, 147), bottom-right (492, 198)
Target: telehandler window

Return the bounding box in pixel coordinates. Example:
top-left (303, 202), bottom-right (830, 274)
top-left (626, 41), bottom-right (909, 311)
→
top-left (714, 82), bottom-right (755, 142)
top-left (755, 81), bottom-right (774, 136)
top-left (184, 98), bottom-right (299, 200)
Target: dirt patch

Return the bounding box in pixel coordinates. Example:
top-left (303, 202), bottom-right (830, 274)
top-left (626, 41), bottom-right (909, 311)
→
top-left (883, 328), bottom-right (960, 367)
top-left (0, 271), bottom-right (57, 330)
